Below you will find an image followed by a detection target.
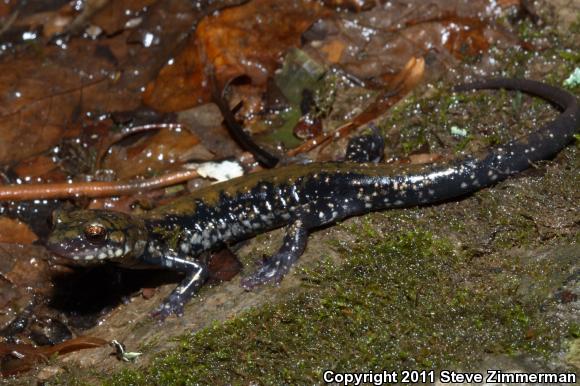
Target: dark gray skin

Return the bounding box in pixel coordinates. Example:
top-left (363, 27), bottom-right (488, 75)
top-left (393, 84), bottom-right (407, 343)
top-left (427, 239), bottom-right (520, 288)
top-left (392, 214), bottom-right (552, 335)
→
top-left (46, 79), bottom-right (580, 319)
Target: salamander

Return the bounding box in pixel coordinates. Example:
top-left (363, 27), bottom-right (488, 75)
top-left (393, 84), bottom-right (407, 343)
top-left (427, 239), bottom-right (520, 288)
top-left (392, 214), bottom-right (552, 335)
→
top-left (45, 78), bottom-right (580, 319)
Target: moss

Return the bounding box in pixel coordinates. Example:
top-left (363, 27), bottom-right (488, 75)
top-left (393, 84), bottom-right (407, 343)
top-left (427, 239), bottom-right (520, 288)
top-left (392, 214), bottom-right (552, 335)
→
top-left (377, 71), bottom-right (563, 161)
top-left (569, 324), bottom-right (580, 339)
top-left (95, 227), bottom-right (572, 385)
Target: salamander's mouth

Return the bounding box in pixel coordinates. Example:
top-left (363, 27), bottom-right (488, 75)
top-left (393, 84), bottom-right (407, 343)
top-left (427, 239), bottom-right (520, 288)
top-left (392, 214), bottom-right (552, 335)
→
top-left (45, 238), bottom-right (111, 266)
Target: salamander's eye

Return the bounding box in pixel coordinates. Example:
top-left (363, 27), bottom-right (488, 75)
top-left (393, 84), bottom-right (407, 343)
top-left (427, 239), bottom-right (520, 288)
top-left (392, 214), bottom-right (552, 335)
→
top-left (84, 223), bottom-right (107, 244)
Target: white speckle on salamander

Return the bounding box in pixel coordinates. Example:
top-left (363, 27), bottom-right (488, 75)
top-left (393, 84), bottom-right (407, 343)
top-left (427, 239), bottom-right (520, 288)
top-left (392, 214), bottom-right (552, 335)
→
top-left (292, 189), bottom-right (300, 202)
top-left (135, 240), bottom-right (146, 251)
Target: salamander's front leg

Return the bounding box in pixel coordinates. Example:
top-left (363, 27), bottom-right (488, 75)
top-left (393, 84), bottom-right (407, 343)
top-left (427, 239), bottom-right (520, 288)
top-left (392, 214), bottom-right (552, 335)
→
top-left (241, 220), bottom-right (309, 289)
top-left (151, 255), bottom-right (209, 319)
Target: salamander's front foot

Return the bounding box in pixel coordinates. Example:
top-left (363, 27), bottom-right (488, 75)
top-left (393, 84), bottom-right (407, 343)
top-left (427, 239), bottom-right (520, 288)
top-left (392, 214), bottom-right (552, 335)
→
top-left (151, 294), bottom-right (186, 320)
top-left (149, 258), bottom-right (208, 320)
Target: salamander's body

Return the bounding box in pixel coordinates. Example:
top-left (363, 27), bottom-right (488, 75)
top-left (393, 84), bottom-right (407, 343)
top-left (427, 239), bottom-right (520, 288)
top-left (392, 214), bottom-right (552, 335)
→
top-left (46, 79), bottom-right (580, 318)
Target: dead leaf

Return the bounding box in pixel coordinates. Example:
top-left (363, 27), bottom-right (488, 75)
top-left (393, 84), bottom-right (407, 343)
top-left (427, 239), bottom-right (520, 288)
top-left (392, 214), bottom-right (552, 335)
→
top-left (0, 244), bottom-right (52, 330)
top-left (303, 0), bottom-right (523, 83)
top-left (90, 0), bottom-right (157, 35)
top-left (0, 218), bottom-right (37, 244)
top-left (207, 248), bottom-right (243, 282)
top-left (321, 0), bottom-right (379, 12)
top-left (0, 38), bottom-right (137, 165)
top-left (144, 0), bottom-right (330, 112)
top-left (0, 336), bottom-right (108, 377)
top-left (102, 126), bottom-right (212, 179)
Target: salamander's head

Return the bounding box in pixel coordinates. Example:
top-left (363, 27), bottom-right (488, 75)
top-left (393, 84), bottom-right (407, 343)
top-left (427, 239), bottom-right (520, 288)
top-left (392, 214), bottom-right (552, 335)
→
top-left (46, 209), bottom-right (147, 266)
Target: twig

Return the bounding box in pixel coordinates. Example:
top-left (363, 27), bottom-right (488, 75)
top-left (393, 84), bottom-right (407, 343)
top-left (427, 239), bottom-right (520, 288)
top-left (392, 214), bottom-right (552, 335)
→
top-left (0, 169), bottom-right (200, 201)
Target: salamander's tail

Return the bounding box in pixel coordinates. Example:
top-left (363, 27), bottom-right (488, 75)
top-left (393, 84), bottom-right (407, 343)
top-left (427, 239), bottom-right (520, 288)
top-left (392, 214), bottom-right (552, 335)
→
top-left (454, 78), bottom-right (580, 157)
top-left (453, 78), bottom-right (579, 114)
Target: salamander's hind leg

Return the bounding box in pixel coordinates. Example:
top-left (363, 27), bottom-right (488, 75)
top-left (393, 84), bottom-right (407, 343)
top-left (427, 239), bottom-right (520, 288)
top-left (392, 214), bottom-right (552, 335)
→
top-left (151, 255), bottom-right (209, 319)
top-left (241, 220), bottom-right (309, 289)
top-left (345, 128), bottom-right (385, 163)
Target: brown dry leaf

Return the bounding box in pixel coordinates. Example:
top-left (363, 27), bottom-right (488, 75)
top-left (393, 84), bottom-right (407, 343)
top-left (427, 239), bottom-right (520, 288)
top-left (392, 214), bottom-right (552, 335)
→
top-left (207, 248), bottom-right (243, 282)
top-left (0, 217), bottom-right (37, 244)
top-left (14, 4), bottom-right (77, 38)
top-left (0, 244), bottom-right (52, 330)
top-left (0, 37), bottom-right (138, 165)
top-left (0, 244), bottom-right (51, 288)
top-left (0, 0), bottom-right (243, 166)
top-left (319, 39), bottom-right (346, 64)
top-left (0, 336), bottom-right (108, 377)
top-left (91, 0), bottom-right (158, 35)
top-left (102, 126), bottom-right (212, 179)
top-left (177, 103), bottom-right (243, 159)
top-left (143, 0), bottom-right (331, 112)
top-left (387, 56), bottom-right (425, 93)
top-left (303, 0), bottom-right (523, 83)
top-left (498, 0), bottom-right (520, 6)
top-left (351, 56), bottom-right (425, 128)
top-left (116, 0), bottom-right (249, 96)
top-left (322, 0), bottom-right (379, 11)
top-left (10, 155), bottom-right (63, 181)
top-left (0, 3), bottom-right (12, 18)
top-left (141, 35), bottom-right (206, 112)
